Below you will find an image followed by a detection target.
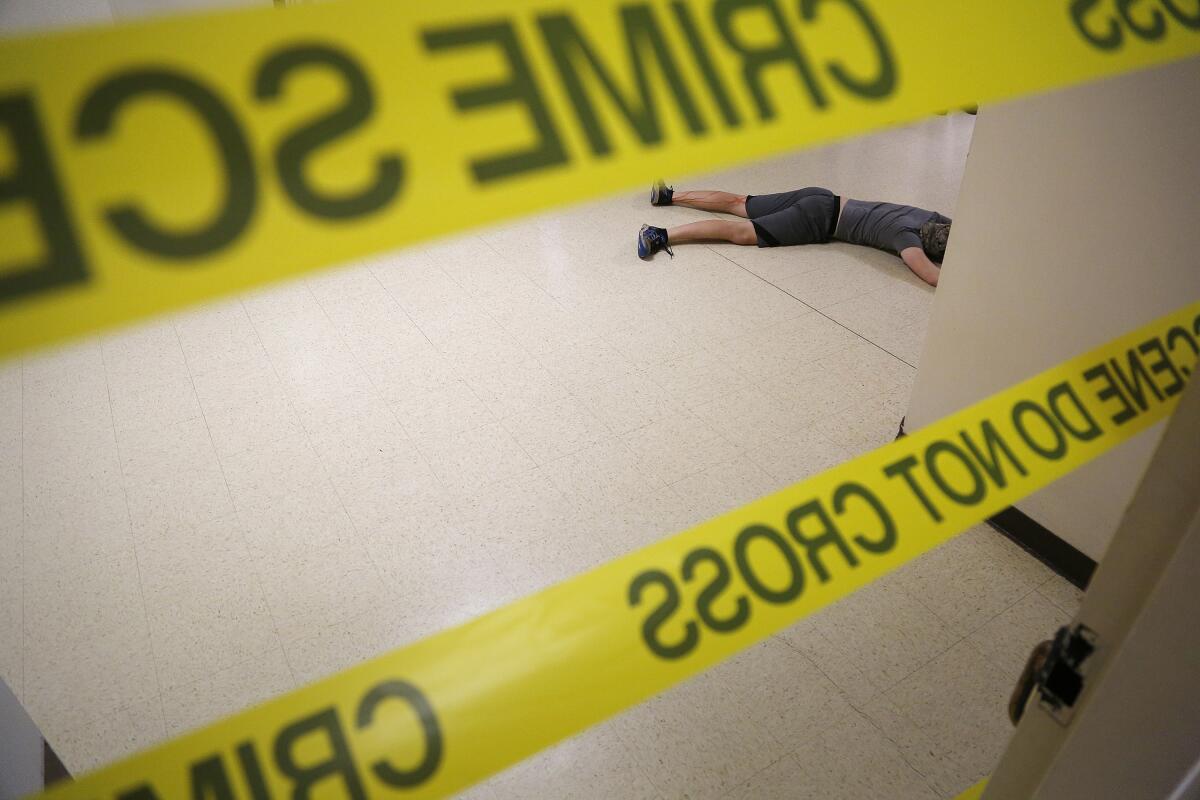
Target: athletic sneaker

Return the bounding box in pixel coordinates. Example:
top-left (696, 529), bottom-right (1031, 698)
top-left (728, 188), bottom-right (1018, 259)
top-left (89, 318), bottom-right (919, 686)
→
top-left (637, 224), bottom-right (673, 260)
top-left (650, 180), bottom-right (674, 206)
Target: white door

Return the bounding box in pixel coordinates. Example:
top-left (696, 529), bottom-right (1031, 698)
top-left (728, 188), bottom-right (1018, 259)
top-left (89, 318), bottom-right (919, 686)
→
top-left (982, 376), bottom-right (1200, 798)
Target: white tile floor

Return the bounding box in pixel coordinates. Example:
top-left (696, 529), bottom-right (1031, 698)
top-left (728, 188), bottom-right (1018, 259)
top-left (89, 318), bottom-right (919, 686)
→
top-left (0, 112), bottom-right (1083, 797)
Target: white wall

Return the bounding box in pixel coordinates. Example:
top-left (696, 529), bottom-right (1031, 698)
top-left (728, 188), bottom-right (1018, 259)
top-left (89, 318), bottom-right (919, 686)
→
top-left (905, 58), bottom-right (1200, 561)
top-left (0, 0), bottom-right (263, 35)
top-left (0, 0), bottom-right (111, 34)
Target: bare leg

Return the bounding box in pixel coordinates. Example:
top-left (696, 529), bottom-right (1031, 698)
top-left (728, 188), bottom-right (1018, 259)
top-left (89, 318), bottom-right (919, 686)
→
top-left (666, 219), bottom-right (757, 246)
top-left (670, 190), bottom-right (749, 218)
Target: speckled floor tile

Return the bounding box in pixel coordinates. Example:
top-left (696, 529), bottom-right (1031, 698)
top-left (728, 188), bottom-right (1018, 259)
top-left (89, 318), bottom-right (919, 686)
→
top-left (417, 421), bottom-right (536, 494)
top-left (890, 525), bottom-right (1052, 638)
top-left (1036, 574), bottom-right (1085, 617)
top-left (161, 648), bottom-right (295, 737)
top-left (608, 665), bottom-right (785, 799)
top-left (50, 694), bottom-right (166, 775)
top-left (619, 413), bottom-right (741, 486)
top-left (861, 640), bottom-right (1014, 795)
top-left (776, 574), bottom-right (959, 706)
top-left (254, 539), bottom-right (389, 642)
top-left (966, 588), bottom-right (1069, 683)
top-left (668, 455), bottom-right (781, 523)
top-left (8, 113), bottom-right (994, 791)
top-left (136, 515), bottom-right (281, 690)
top-left (500, 396), bottom-right (611, 464)
top-left (481, 722), bottom-right (660, 800)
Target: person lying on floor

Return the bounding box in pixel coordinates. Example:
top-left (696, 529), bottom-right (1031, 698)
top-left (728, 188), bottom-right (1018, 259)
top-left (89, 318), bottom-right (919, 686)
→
top-left (637, 181), bottom-right (951, 287)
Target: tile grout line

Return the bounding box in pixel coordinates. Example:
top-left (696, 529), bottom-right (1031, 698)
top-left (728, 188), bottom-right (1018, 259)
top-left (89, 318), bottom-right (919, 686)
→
top-left (478, 235), bottom-right (567, 312)
top-left (856, 576), bottom-right (1038, 712)
top-left (845, 701), bottom-right (945, 796)
top-left (360, 256), bottom-right (439, 352)
top-left (298, 282), bottom-right (500, 633)
top-left (383, 236), bottom-right (637, 488)
top-left (302, 277), bottom-right (455, 490)
top-left (97, 340), bottom-right (171, 740)
top-left (705, 244), bottom-right (918, 368)
top-left (365, 244), bottom-right (532, 465)
top-left (478, 296), bottom-right (625, 462)
top-left (764, 629), bottom-right (914, 784)
top-left (235, 299), bottom-right (329, 687)
top-left (768, 554), bottom-right (1049, 793)
top-left (403, 241), bottom-right (720, 556)
top-left (314, 278), bottom-right (663, 654)
top-left (244, 284), bottom-right (462, 671)
top-left (170, 318), bottom-right (302, 705)
top-left (839, 578), bottom-right (1052, 792)
top-left (717, 752), bottom-right (796, 799)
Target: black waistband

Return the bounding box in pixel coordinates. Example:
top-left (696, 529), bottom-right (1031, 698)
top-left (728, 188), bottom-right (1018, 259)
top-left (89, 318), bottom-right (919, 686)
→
top-left (828, 195), bottom-right (841, 239)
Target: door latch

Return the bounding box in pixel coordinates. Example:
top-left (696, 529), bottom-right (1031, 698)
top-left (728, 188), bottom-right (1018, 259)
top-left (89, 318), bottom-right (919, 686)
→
top-left (1009, 623), bottom-right (1098, 726)
top-left (1036, 623), bottom-right (1097, 725)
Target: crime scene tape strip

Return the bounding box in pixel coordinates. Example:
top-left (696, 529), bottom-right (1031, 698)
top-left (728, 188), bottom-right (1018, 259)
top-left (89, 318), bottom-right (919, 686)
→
top-left (2, 0), bottom-right (1199, 357)
top-left (33, 302), bottom-right (1200, 798)
top-left (957, 779), bottom-right (989, 800)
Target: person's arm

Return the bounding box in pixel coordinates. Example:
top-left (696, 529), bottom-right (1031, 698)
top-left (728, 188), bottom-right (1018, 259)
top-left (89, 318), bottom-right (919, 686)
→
top-left (900, 246), bottom-right (940, 287)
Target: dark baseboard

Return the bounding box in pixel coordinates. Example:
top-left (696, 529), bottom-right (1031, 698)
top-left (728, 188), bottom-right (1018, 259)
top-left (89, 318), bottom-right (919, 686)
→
top-left (895, 417), bottom-right (1096, 590)
top-left (44, 740), bottom-right (71, 786)
top-left (985, 507), bottom-right (1095, 590)
top-left (44, 743), bottom-right (71, 786)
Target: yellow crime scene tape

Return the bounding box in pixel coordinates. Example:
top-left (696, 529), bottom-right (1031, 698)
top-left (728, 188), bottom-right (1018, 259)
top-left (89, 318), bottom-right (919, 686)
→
top-left (957, 779), bottom-right (990, 800)
top-left (32, 299), bottom-right (1200, 798)
top-left (1, 0), bottom-right (1199, 357)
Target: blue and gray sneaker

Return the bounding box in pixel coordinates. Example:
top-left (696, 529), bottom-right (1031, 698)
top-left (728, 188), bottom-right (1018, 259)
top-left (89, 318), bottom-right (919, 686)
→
top-left (637, 224), bottom-right (673, 260)
top-left (649, 180), bottom-right (674, 206)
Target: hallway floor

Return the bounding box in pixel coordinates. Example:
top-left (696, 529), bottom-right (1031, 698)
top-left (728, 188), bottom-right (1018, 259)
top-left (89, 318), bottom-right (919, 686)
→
top-left (0, 112), bottom-right (1081, 798)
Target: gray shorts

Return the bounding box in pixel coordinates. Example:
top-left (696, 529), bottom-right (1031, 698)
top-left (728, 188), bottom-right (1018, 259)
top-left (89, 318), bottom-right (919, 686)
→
top-left (745, 187), bottom-right (840, 248)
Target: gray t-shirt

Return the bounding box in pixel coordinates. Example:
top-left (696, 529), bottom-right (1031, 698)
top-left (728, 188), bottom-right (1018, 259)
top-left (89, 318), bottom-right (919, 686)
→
top-left (834, 200), bottom-right (950, 255)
